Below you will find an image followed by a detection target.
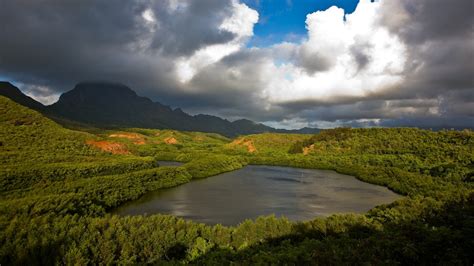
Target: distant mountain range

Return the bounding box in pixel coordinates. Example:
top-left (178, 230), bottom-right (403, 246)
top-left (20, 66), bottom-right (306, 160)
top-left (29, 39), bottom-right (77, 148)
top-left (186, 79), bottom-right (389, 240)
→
top-left (0, 81), bottom-right (320, 137)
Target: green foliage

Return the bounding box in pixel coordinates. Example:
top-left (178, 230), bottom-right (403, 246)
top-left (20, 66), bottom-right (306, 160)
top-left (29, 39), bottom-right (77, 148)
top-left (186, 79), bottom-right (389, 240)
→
top-left (0, 157), bottom-right (156, 192)
top-left (0, 196), bottom-right (471, 265)
top-left (289, 127), bottom-right (353, 153)
top-left (0, 98), bottom-right (473, 264)
top-left (0, 96), bottom-right (102, 165)
top-left (0, 166), bottom-right (192, 219)
top-left (183, 154), bottom-right (247, 179)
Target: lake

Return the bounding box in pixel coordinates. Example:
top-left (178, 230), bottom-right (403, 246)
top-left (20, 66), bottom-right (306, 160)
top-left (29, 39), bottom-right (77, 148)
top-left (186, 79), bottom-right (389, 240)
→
top-left (113, 164), bottom-right (401, 225)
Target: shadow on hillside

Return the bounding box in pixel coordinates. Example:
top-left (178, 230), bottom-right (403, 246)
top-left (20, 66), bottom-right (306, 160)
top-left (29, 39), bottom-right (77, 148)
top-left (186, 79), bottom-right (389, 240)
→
top-left (190, 195), bottom-right (473, 265)
top-left (1, 194), bottom-right (472, 265)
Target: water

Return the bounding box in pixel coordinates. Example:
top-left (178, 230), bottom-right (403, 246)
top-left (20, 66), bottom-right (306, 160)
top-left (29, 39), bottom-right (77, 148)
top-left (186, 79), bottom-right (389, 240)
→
top-left (113, 164), bottom-right (401, 225)
top-left (157, 160), bottom-right (184, 167)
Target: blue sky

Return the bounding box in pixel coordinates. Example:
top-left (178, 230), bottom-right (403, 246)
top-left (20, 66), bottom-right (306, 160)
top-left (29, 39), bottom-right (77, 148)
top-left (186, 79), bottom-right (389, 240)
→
top-left (242, 0), bottom-right (360, 46)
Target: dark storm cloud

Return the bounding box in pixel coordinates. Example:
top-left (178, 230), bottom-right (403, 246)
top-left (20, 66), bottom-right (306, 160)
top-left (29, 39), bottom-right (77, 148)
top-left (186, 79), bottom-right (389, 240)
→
top-left (275, 93), bottom-right (472, 130)
top-left (148, 0), bottom-right (236, 56)
top-left (379, 0), bottom-right (474, 93)
top-left (0, 0), bottom-right (236, 94)
top-left (380, 0), bottom-right (474, 45)
top-left (178, 49), bottom-right (270, 116)
top-left (289, 99), bottom-right (438, 122)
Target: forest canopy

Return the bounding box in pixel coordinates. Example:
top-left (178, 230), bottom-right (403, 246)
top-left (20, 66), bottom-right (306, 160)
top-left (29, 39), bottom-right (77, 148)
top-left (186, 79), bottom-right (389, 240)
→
top-left (0, 96), bottom-right (473, 264)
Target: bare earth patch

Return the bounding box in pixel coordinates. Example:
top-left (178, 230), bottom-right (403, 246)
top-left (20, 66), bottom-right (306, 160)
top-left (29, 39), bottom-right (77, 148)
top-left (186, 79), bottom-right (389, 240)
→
top-left (164, 137), bottom-right (178, 144)
top-left (109, 133), bottom-right (146, 145)
top-left (228, 138), bottom-right (257, 153)
top-left (86, 140), bottom-right (130, 155)
top-left (303, 144), bottom-right (315, 155)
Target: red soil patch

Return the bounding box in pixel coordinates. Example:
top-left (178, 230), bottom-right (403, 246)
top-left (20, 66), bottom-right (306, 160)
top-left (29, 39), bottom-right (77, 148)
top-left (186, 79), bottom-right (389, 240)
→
top-left (229, 138), bottom-right (257, 153)
top-left (246, 141), bottom-right (257, 153)
top-left (109, 133), bottom-right (146, 145)
top-left (303, 144), bottom-right (315, 155)
top-left (164, 137), bottom-right (179, 144)
top-left (86, 140), bottom-right (130, 155)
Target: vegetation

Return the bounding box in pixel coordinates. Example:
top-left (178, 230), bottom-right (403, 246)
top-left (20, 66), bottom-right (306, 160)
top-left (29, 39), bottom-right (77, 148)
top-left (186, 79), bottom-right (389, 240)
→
top-left (183, 154), bottom-right (247, 179)
top-left (0, 96), bottom-right (473, 264)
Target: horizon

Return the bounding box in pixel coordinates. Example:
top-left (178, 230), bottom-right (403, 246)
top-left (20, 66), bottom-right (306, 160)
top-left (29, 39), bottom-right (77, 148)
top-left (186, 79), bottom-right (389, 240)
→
top-left (1, 0), bottom-right (473, 129)
top-left (3, 80), bottom-right (471, 131)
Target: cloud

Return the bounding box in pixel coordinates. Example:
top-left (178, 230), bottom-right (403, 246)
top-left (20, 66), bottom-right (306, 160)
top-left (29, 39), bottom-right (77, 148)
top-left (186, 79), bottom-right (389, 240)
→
top-left (175, 0), bottom-right (258, 83)
top-left (265, 1), bottom-right (407, 104)
top-left (182, 0), bottom-right (408, 114)
top-left (0, 0), bottom-right (472, 129)
top-left (0, 0), bottom-right (249, 90)
top-left (19, 83), bottom-right (60, 106)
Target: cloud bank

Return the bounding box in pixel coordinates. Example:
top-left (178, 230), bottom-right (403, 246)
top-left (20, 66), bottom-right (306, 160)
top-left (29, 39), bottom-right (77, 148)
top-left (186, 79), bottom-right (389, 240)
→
top-left (1, 0), bottom-right (472, 129)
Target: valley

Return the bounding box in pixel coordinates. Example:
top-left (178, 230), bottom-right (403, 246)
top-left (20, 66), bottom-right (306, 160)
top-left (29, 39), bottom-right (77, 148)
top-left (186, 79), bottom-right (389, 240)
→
top-left (0, 94), bottom-right (472, 264)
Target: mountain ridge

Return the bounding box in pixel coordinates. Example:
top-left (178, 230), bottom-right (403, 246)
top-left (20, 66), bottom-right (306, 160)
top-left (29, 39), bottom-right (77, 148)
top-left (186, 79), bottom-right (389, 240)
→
top-left (0, 81), bottom-right (320, 137)
top-left (0, 81), bottom-right (46, 112)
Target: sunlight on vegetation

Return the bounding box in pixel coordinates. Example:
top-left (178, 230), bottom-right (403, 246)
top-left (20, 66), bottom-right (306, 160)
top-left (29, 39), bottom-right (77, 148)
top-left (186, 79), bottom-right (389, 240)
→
top-left (0, 96), bottom-right (472, 264)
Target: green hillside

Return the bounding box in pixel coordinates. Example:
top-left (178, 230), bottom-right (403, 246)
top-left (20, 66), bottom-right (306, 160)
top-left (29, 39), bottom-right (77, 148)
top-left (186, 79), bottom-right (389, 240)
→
top-left (0, 97), bottom-right (473, 264)
top-left (0, 96), bottom-right (161, 192)
top-left (0, 96), bottom-right (98, 164)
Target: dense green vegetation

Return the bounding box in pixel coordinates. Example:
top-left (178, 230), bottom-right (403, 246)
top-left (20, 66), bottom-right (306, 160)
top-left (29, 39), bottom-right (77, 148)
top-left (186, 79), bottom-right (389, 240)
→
top-left (183, 154), bottom-right (247, 179)
top-left (0, 96), bottom-right (473, 264)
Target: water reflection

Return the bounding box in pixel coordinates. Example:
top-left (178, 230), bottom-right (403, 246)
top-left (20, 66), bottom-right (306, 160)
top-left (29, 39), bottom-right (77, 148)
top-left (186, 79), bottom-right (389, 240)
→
top-left (113, 165), bottom-right (401, 225)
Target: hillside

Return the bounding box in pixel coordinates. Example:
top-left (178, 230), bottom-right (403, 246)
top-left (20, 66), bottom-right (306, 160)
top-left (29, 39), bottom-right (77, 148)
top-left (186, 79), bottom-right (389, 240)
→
top-left (0, 96), bottom-right (97, 165)
top-left (1, 81), bottom-right (320, 137)
top-left (0, 96), bottom-right (160, 191)
top-left (0, 99), bottom-right (472, 264)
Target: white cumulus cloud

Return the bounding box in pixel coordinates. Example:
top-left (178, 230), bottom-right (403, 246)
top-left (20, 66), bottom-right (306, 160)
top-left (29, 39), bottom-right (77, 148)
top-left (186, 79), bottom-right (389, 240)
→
top-left (261, 0), bottom-right (407, 104)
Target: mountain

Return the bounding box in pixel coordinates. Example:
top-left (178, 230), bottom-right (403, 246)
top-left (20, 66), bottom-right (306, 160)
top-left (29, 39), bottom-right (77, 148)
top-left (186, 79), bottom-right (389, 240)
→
top-left (0, 81), bottom-right (45, 112)
top-left (1, 81), bottom-right (320, 137)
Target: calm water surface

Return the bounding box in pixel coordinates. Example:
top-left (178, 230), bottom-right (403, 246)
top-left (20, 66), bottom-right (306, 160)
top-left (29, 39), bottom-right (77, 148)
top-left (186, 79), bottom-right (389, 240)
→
top-left (113, 164), bottom-right (401, 225)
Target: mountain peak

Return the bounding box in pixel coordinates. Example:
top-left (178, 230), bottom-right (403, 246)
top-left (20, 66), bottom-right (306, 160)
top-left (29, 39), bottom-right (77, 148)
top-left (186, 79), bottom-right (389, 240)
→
top-left (54, 81), bottom-right (151, 107)
top-left (66, 81), bottom-right (137, 99)
top-left (75, 81), bottom-right (133, 91)
top-left (232, 119), bottom-right (256, 125)
top-left (2, 81), bottom-right (320, 137)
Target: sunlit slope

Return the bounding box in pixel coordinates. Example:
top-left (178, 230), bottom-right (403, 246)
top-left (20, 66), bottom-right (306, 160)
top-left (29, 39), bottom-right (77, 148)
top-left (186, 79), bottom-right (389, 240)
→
top-left (0, 96), bottom-right (101, 164)
top-left (223, 133), bottom-right (309, 155)
top-left (290, 127), bottom-right (473, 156)
top-left (90, 128), bottom-right (230, 158)
top-left (289, 128), bottom-right (474, 182)
top-left (0, 96), bottom-right (156, 191)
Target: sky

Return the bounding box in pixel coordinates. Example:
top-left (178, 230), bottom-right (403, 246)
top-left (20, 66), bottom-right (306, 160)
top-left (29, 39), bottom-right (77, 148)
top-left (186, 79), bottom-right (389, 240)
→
top-left (242, 0), bottom-right (360, 46)
top-left (1, 0), bottom-right (473, 129)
